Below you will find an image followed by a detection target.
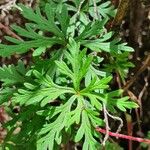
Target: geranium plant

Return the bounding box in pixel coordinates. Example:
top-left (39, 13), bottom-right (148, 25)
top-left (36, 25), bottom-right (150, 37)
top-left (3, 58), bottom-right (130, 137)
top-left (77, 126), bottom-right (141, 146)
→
top-left (0, 0), bottom-right (138, 149)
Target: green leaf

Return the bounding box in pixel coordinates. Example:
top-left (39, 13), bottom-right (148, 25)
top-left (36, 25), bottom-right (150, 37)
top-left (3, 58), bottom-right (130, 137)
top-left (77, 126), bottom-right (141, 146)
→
top-left (0, 3), bottom-right (69, 57)
top-left (81, 76), bottom-right (112, 92)
top-left (82, 39), bottom-right (134, 53)
top-left (75, 124), bottom-right (84, 142)
top-left (55, 60), bottom-right (73, 79)
top-left (0, 88), bottom-right (15, 105)
top-left (116, 97), bottom-right (139, 112)
top-left (107, 89), bottom-right (123, 97)
top-left (12, 71), bottom-right (74, 106)
top-left (24, 83), bottom-right (37, 90)
top-left (0, 62), bottom-right (27, 86)
top-left (81, 110), bottom-right (100, 150)
top-left (76, 19), bottom-right (108, 41)
top-left (85, 93), bottom-right (102, 110)
top-left (33, 46), bottom-right (46, 56)
top-left (89, 1), bottom-right (116, 18)
top-left (56, 4), bottom-right (70, 35)
top-left (0, 38), bottom-right (63, 57)
top-left (79, 55), bottom-right (93, 80)
top-left (106, 91), bottom-right (139, 112)
top-left (40, 87), bottom-right (70, 107)
top-left (44, 3), bottom-right (65, 38)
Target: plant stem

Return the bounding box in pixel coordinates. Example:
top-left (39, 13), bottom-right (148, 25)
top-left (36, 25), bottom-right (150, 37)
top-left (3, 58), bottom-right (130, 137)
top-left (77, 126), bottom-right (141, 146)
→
top-left (96, 128), bottom-right (150, 144)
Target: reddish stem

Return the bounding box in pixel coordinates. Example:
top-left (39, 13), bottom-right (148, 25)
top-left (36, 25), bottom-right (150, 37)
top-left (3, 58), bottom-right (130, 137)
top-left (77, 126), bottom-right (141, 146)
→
top-left (96, 128), bottom-right (150, 144)
top-left (125, 113), bottom-right (133, 150)
top-left (0, 23), bottom-right (22, 40)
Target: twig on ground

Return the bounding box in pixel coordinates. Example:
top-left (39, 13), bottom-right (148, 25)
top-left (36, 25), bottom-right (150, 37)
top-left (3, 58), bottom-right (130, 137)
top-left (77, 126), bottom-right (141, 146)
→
top-left (138, 75), bottom-right (149, 117)
top-left (138, 76), bottom-right (149, 101)
top-left (102, 103), bottom-right (110, 146)
top-left (105, 109), bottom-right (123, 134)
top-left (0, 0), bottom-right (17, 15)
top-left (28, 0), bottom-right (34, 7)
top-left (0, 23), bottom-right (23, 40)
top-left (123, 53), bottom-right (150, 91)
top-left (116, 71), bottom-right (122, 88)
